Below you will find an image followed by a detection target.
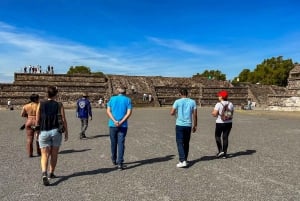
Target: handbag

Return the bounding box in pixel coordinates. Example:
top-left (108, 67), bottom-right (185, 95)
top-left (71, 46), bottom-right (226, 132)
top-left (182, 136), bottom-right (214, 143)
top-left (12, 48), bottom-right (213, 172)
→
top-left (57, 102), bottom-right (65, 133)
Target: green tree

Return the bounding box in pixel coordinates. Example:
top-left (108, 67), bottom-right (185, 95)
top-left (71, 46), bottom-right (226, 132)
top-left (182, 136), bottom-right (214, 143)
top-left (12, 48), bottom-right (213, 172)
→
top-left (252, 57), bottom-right (293, 86)
top-left (92, 71), bottom-right (105, 77)
top-left (193, 70), bottom-right (226, 81)
top-left (233, 56), bottom-right (294, 86)
top-left (238, 69), bottom-right (251, 82)
top-left (67, 66), bottom-right (91, 74)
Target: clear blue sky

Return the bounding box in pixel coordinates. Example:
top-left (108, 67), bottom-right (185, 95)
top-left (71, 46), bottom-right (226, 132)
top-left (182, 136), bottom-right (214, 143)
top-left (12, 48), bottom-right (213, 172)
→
top-left (0, 0), bottom-right (299, 83)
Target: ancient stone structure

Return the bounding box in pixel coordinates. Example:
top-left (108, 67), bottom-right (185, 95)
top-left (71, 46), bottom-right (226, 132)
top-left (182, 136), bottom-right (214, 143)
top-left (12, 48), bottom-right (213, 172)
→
top-left (267, 64), bottom-right (300, 111)
top-left (0, 73), bottom-right (241, 108)
top-left (287, 64), bottom-right (300, 95)
top-left (2, 71), bottom-right (295, 110)
top-left (101, 74), bottom-right (241, 107)
top-left (0, 73), bottom-right (108, 108)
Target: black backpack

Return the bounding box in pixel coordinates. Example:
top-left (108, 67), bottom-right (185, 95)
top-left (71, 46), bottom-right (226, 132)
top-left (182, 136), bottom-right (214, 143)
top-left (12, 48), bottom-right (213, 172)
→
top-left (220, 102), bottom-right (233, 121)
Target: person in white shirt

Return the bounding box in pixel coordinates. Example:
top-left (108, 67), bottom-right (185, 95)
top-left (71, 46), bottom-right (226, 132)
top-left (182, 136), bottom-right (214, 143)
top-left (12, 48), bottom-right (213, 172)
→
top-left (211, 90), bottom-right (234, 159)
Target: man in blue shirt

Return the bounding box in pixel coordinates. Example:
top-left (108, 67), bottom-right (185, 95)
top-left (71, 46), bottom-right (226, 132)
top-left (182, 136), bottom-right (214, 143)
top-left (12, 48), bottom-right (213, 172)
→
top-left (76, 93), bottom-right (92, 139)
top-left (170, 88), bottom-right (197, 168)
top-left (106, 86), bottom-right (132, 170)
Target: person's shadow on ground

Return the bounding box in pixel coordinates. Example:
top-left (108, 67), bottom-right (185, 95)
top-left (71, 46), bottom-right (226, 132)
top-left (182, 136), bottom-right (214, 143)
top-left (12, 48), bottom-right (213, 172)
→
top-left (87, 134), bottom-right (109, 139)
top-left (228, 149), bottom-right (256, 158)
top-left (188, 149), bottom-right (257, 167)
top-left (50, 154), bottom-right (175, 186)
top-left (59, 149), bottom-right (91, 154)
top-left (124, 154), bottom-right (175, 170)
top-left (50, 167), bottom-right (117, 186)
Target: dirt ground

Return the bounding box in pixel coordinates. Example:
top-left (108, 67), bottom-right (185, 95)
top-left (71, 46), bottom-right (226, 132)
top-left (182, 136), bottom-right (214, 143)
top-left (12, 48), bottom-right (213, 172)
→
top-left (1, 107), bottom-right (299, 201)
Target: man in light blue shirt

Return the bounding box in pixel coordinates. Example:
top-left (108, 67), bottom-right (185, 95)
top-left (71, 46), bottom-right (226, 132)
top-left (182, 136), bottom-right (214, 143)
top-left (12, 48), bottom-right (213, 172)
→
top-left (170, 88), bottom-right (197, 168)
top-left (106, 86), bottom-right (132, 170)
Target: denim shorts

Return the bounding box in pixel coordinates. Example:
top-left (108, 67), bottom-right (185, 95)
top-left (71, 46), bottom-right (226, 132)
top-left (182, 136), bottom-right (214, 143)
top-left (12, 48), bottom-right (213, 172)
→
top-left (39, 128), bottom-right (62, 148)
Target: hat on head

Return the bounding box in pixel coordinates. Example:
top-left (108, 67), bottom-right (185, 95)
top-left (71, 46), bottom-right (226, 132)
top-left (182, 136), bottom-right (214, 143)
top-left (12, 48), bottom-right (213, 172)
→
top-left (217, 90), bottom-right (228, 99)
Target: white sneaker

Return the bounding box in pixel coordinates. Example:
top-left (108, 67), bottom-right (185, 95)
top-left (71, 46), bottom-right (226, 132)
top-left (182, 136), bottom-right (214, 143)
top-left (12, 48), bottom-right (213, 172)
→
top-left (176, 161), bottom-right (187, 168)
top-left (217, 152), bottom-right (225, 158)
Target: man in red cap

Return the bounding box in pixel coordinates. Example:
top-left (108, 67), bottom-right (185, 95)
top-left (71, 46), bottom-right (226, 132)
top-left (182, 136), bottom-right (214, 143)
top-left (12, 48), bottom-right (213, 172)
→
top-left (211, 90), bottom-right (234, 159)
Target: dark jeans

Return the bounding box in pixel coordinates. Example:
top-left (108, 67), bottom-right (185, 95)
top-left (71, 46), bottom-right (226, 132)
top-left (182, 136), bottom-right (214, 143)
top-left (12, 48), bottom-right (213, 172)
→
top-left (80, 118), bottom-right (88, 135)
top-left (109, 127), bottom-right (128, 164)
top-left (215, 123), bottom-right (232, 154)
top-left (176, 125), bottom-right (191, 162)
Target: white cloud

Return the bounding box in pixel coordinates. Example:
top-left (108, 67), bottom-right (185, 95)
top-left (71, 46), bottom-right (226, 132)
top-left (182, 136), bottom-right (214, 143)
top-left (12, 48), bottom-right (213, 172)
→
top-left (0, 22), bottom-right (141, 82)
top-left (1, 21), bottom-right (299, 83)
top-left (0, 22), bottom-right (210, 82)
top-left (147, 36), bottom-right (218, 55)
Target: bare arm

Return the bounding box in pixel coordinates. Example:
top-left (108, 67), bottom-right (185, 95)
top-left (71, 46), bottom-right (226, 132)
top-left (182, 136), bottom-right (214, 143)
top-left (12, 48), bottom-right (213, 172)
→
top-left (211, 109), bottom-right (219, 117)
top-left (119, 109), bottom-right (132, 126)
top-left (106, 107), bottom-right (118, 124)
top-left (60, 104), bottom-right (68, 141)
top-left (212, 103), bottom-right (219, 117)
top-left (88, 102), bottom-right (92, 120)
top-left (106, 107), bottom-right (132, 127)
top-left (170, 107), bottom-right (176, 116)
top-left (35, 103), bottom-right (40, 126)
top-left (192, 109), bottom-right (197, 133)
top-left (21, 106), bottom-right (27, 117)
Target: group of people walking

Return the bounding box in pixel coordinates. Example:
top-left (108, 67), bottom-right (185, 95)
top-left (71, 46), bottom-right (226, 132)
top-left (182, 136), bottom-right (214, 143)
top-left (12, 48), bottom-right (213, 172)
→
top-left (20, 85), bottom-right (234, 186)
top-left (21, 86), bottom-right (68, 186)
top-left (170, 88), bottom-right (233, 168)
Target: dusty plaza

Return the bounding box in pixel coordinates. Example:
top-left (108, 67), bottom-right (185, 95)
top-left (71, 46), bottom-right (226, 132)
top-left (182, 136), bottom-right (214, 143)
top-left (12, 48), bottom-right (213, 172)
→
top-left (0, 107), bottom-right (299, 201)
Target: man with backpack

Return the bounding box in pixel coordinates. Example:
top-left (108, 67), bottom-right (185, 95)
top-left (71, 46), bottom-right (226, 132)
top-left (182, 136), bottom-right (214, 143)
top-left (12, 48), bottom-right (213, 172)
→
top-left (211, 90), bottom-right (234, 159)
top-left (76, 92), bottom-right (92, 139)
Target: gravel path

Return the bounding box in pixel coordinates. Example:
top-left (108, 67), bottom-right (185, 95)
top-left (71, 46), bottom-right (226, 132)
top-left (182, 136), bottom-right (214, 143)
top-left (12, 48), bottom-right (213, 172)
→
top-left (1, 107), bottom-right (299, 201)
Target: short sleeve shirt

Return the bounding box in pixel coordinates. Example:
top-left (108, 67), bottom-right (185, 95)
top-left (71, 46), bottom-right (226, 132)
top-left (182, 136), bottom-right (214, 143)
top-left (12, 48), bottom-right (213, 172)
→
top-left (107, 95), bottom-right (132, 127)
top-left (172, 98), bottom-right (197, 127)
top-left (214, 101), bottom-right (234, 123)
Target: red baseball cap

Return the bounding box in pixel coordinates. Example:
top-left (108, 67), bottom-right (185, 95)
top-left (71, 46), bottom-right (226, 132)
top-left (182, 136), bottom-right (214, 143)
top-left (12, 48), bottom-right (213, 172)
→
top-left (217, 90), bottom-right (228, 99)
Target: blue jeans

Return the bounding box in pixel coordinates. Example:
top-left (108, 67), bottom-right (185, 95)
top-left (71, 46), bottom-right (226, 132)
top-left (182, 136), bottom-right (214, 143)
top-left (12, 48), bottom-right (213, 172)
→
top-left (109, 127), bottom-right (128, 164)
top-left (176, 125), bottom-right (191, 162)
top-left (39, 128), bottom-right (62, 148)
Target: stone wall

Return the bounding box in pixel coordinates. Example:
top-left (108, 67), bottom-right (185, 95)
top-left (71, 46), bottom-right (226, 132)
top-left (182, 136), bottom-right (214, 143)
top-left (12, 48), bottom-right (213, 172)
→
top-left (200, 87), bottom-right (248, 106)
top-left (0, 73), bottom-right (108, 108)
top-left (266, 64), bottom-right (300, 111)
top-left (268, 95), bottom-right (300, 111)
top-left (0, 72), bottom-right (285, 109)
top-left (14, 73), bottom-right (107, 86)
top-left (287, 78), bottom-right (300, 95)
top-left (154, 86), bottom-right (201, 106)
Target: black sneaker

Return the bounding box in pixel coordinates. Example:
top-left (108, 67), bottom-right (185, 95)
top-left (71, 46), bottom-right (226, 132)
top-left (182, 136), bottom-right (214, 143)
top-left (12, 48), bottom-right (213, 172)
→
top-left (117, 164), bottom-right (124, 171)
top-left (48, 173), bottom-right (57, 179)
top-left (42, 173), bottom-right (50, 186)
top-left (19, 124), bottom-right (25, 130)
top-left (81, 134), bottom-right (87, 139)
top-left (112, 161), bottom-right (117, 166)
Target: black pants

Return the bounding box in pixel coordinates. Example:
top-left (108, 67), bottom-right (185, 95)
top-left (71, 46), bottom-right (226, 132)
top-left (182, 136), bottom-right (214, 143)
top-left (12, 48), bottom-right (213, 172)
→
top-left (215, 123), bottom-right (232, 154)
